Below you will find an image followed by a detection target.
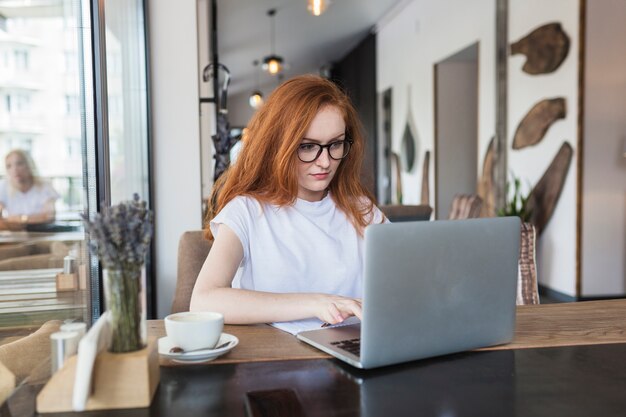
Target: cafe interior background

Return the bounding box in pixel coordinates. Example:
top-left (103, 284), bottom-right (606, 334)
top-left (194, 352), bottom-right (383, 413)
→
top-left (0, 0), bottom-right (623, 332)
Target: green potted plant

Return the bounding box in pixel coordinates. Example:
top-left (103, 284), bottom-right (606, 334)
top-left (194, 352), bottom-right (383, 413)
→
top-left (498, 174), bottom-right (532, 222)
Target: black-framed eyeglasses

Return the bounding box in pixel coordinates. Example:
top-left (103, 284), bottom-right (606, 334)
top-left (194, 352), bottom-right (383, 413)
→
top-left (297, 139), bottom-right (352, 163)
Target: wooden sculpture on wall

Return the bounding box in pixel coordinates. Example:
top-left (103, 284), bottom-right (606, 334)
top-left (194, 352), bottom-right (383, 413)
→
top-left (420, 151), bottom-right (430, 205)
top-left (513, 98), bottom-right (566, 149)
top-left (526, 141), bottom-right (573, 235)
top-left (510, 22), bottom-right (570, 75)
top-left (400, 85), bottom-right (418, 172)
top-left (401, 123), bottom-right (416, 173)
top-left (390, 151), bottom-right (403, 204)
top-left (477, 137), bottom-right (496, 217)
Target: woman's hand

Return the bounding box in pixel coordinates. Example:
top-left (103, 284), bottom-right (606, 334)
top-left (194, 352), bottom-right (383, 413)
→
top-left (309, 294), bottom-right (362, 325)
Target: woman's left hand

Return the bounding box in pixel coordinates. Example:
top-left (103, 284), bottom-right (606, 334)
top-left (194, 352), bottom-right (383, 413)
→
top-left (308, 293), bottom-right (362, 325)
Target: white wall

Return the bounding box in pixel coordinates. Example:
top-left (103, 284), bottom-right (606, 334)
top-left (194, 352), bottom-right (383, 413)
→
top-left (508, 0), bottom-right (579, 296)
top-left (377, 0), bottom-right (581, 297)
top-left (149, 1), bottom-right (203, 317)
top-left (376, 0), bottom-right (496, 206)
top-left (582, 0), bottom-right (626, 296)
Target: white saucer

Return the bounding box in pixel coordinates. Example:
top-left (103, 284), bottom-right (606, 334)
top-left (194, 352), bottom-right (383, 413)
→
top-left (158, 333), bottom-right (238, 363)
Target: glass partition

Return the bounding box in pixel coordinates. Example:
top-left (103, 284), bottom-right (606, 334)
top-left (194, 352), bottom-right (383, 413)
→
top-left (103, 0), bottom-right (150, 204)
top-left (0, 0), bottom-right (94, 334)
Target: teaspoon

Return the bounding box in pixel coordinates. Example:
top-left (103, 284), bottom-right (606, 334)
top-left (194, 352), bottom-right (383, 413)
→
top-left (169, 341), bottom-right (231, 354)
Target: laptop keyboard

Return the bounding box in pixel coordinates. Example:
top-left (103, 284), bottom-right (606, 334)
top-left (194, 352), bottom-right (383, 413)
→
top-left (331, 338), bottom-right (361, 356)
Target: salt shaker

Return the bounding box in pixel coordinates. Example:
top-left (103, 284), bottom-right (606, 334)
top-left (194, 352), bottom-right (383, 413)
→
top-left (60, 322), bottom-right (87, 339)
top-left (50, 331), bottom-right (80, 374)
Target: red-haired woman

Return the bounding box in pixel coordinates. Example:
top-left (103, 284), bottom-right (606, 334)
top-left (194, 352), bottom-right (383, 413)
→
top-left (190, 75), bottom-right (386, 334)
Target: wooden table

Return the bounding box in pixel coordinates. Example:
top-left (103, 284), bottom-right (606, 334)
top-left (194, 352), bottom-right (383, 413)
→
top-left (3, 300), bottom-right (626, 417)
top-left (0, 269), bottom-right (87, 328)
top-left (0, 231), bottom-right (84, 244)
top-left (153, 299), bottom-right (626, 365)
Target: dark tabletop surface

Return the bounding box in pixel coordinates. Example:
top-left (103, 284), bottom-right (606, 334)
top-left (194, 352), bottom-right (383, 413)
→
top-left (3, 342), bottom-right (626, 417)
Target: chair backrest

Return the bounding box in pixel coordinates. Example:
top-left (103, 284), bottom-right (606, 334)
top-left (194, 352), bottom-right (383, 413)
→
top-left (171, 231), bottom-right (213, 314)
top-left (0, 359), bottom-right (15, 403)
top-left (0, 320), bottom-right (62, 384)
top-left (380, 205), bottom-right (433, 222)
top-left (517, 222), bottom-right (539, 305)
top-left (448, 194), bottom-right (483, 220)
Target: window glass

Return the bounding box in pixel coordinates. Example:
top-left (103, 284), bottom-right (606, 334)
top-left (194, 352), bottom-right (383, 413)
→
top-left (0, 0), bottom-right (94, 337)
top-left (103, 0), bottom-right (150, 204)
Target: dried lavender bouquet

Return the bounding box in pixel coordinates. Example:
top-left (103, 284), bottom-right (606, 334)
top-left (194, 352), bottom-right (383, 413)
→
top-left (82, 194), bottom-right (153, 353)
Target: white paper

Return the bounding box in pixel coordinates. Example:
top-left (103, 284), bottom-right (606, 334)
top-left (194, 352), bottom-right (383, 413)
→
top-left (72, 311), bottom-right (111, 412)
top-left (270, 316), bottom-right (361, 335)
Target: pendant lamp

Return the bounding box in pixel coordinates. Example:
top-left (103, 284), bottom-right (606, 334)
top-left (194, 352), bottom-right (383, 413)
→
top-left (262, 9), bottom-right (284, 75)
top-left (249, 60), bottom-right (264, 109)
top-left (307, 0), bottom-right (330, 16)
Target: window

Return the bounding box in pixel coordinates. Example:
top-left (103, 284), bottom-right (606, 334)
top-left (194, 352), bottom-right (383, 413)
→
top-left (0, 1), bottom-right (95, 336)
top-left (66, 136), bottom-right (81, 157)
top-left (4, 136), bottom-right (33, 154)
top-left (65, 94), bottom-right (79, 115)
top-left (64, 51), bottom-right (77, 73)
top-left (0, 0), bottom-right (152, 354)
top-left (103, 0), bottom-right (150, 205)
top-left (5, 93), bottom-right (31, 113)
top-left (14, 49), bottom-right (29, 70)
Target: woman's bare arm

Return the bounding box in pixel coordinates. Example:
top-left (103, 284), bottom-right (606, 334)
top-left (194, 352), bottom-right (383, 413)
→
top-left (189, 224), bottom-right (362, 325)
top-left (2, 198), bottom-right (55, 225)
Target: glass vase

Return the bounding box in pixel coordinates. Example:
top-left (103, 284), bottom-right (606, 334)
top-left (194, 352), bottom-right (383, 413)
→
top-left (103, 265), bottom-right (147, 353)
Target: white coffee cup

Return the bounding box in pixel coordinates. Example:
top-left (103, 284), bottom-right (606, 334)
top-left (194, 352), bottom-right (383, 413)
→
top-left (164, 311), bottom-right (224, 351)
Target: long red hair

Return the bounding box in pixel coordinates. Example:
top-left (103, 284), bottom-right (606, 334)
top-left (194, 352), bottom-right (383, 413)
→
top-left (205, 75), bottom-right (378, 239)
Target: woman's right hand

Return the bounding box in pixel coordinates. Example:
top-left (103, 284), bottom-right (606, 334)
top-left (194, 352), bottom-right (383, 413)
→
top-left (309, 294), bottom-right (363, 325)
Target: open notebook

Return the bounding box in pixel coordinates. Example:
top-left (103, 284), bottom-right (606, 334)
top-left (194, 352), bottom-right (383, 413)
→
top-left (271, 316), bottom-right (360, 335)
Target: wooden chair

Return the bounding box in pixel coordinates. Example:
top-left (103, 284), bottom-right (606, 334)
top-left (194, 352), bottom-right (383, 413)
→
top-left (0, 360), bottom-right (14, 404)
top-left (0, 320), bottom-right (62, 384)
top-left (517, 222), bottom-right (540, 305)
top-left (380, 205), bottom-right (433, 222)
top-left (170, 231), bottom-right (213, 314)
top-left (0, 241), bottom-right (69, 271)
top-left (448, 194), bottom-right (483, 220)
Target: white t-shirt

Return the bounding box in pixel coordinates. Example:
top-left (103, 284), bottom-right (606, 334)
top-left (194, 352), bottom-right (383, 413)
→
top-left (0, 180), bottom-right (59, 216)
top-left (210, 193), bottom-right (385, 334)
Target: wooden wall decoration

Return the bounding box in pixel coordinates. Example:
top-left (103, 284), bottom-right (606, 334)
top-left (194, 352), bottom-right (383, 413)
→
top-left (477, 137), bottom-right (496, 217)
top-left (513, 98), bottom-right (567, 149)
top-left (420, 151), bottom-right (430, 205)
top-left (400, 85), bottom-right (418, 173)
top-left (510, 22), bottom-right (570, 75)
top-left (390, 151), bottom-right (403, 204)
top-left (401, 123), bottom-right (416, 172)
top-left (526, 141), bottom-right (573, 235)
top-left (381, 88), bottom-right (393, 204)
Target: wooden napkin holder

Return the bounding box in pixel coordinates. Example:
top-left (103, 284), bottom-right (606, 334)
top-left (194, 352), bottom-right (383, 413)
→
top-left (36, 337), bottom-right (159, 413)
top-left (55, 273), bottom-right (78, 292)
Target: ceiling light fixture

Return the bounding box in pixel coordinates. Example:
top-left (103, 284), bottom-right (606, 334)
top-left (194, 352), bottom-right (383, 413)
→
top-left (249, 60), bottom-right (264, 109)
top-left (307, 0), bottom-right (330, 16)
top-left (262, 9), bottom-right (284, 75)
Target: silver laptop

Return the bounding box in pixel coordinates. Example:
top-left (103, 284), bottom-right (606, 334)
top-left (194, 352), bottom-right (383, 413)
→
top-left (297, 217), bottom-right (521, 369)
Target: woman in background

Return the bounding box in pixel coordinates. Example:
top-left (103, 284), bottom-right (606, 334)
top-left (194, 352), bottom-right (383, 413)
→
top-left (190, 75), bottom-right (386, 334)
top-left (0, 149), bottom-right (59, 228)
